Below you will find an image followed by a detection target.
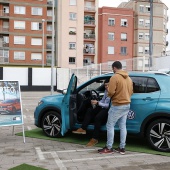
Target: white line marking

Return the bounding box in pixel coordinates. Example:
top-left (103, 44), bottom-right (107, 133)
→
top-left (51, 151), bottom-right (67, 170)
top-left (35, 147), bottom-right (45, 160)
top-left (62, 153), bottom-right (150, 163)
top-left (26, 109), bottom-right (29, 112)
top-left (23, 115), bottom-right (26, 119)
top-left (35, 147), bottom-right (67, 170)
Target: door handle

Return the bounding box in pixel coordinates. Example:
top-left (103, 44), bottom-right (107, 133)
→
top-left (143, 97), bottom-right (153, 101)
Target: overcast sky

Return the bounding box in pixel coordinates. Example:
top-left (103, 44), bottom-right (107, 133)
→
top-left (99, 0), bottom-right (170, 51)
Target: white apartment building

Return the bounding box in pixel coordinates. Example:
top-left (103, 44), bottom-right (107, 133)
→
top-left (57, 0), bottom-right (98, 68)
top-left (119, 0), bottom-right (168, 70)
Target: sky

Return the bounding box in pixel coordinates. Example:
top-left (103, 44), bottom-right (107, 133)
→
top-left (99, 0), bottom-right (170, 51)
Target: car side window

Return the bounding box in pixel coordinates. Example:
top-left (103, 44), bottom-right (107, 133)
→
top-left (131, 77), bottom-right (147, 93)
top-left (146, 78), bottom-right (160, 93)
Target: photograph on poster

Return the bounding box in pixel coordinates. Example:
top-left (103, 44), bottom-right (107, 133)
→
top-left (0, 81), bottom-right (23, 126)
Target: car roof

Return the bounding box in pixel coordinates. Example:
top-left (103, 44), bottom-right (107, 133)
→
top-left (101, 71), bottom-right (170, 77)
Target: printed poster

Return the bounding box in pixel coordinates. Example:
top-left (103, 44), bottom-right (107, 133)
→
top-left (0, 81), bottom-right (23, 126)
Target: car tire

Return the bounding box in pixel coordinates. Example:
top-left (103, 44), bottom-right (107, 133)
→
top-left (42, 111), bottom-right (62, 138)
top-left (146, 119), bottom-right (170, 152)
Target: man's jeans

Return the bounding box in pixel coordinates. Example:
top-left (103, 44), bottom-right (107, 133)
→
top-left (106, 104), bottom-right (130, 149)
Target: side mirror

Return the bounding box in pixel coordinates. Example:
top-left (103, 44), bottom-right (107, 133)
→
top-left (62, 89), bottom-right (67, 95)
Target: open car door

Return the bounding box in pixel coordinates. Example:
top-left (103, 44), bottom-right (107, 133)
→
top-left (61, 74), bottom-right (77, 136)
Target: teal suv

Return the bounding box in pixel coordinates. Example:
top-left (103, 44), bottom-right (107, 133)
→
top-left (34, 72), bottom-right (170, 152)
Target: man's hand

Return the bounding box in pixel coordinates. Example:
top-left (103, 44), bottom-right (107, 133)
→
top-left (91, 100), bottom-right (98, 105)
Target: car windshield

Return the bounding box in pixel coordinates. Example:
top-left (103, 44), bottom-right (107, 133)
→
top-left (79, 78), bottom-right (107, 93)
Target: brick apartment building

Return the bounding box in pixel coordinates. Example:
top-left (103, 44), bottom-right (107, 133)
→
top-left (98, 7), bottom-right (134, 69)
top-left (0, 0), bottom-right (53, 66)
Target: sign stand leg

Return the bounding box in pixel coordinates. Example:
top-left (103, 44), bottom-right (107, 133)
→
top-left (12, 126), bottom-right (14, 135)
top-left (22, 124), bottom-right (26, 143)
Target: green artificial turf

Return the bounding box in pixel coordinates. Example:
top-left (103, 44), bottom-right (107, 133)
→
top-left (16, 128), bottom-right (170, 157)
top-left (9, 163), bottom-right (47, 170)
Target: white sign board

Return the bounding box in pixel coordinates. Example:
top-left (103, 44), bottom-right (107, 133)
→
top-left (0, 81), bottom-right (23, 126)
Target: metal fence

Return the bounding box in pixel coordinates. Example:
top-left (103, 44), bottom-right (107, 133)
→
top-left (69, 56), bottom-right (170, 86)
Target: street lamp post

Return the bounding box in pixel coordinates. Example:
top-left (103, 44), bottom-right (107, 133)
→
top-left (51, 0), bottom-right (55, 95)
top-left (42, 19), bottom-right (45, 67)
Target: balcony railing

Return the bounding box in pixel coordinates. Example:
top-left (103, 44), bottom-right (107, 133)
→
top-left (84, 20), bottom-right (95, 25)
top-left (84, 33), bottom-right (95, 40)
top-left (0, 56), bottom-right (9, 63)
top-left (0, 26), bottom-right (9, 32)
top-left (47, 0), bottom-right (53, 6)
top-left (84, 6), bottom-right (96, 12)
top-left (46, 44), bottom-right (52, 49)
top-left (0, 11), bottom-right (9, 17)
top-left (83, 48), bottom-right (95, 54)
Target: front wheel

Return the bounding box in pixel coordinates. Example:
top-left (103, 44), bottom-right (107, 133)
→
top-left (146, 119), bottom-right (170, 152)
top-left (42, 111), bottom-right (62, 138)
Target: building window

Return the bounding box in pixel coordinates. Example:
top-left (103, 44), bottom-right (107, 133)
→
top-left (121, 33), bottom-right (127, 41)
top-left (14, 51), bottom-right (25, 60)
top-left (3, 36), bottom-right (9, 43)
top-left (139, 5), bottom-right (144, 12)
top-left (138, 46), bottom-right (143, 53)
top-left (69, 13), bottom-right (76, 20)
top-left (121, 19), bottom-right (128, 27)
top-left (70, 0), bottom-right (76, 6)
top-left (163, 22), bottom-right (166, 29)
top-left (145, 20), bottom-right (150, 27)
top-left (31, 53), bottom-right (42, 60)
top-left (108, 18), bottom-right (115, 26)
top-left (139, 33), bottom-right (144, 39)
top-left (69, 27), bottom-right (76, 35)
top-left (69, 42), bottom-right (76, 49)
top-left (108, 32), bottom-right (114, 41)
top-left (31, 22), bottom-right (42, 30)
top-left (108, 46), bottom-right (114, 54)
top-left (47, 24), bottom-right (52, 31)
top-left (4, 6), bottom-right (9, 14)
top-left (14, 21), bottom-right (25, 29)
top-left (121, 47), bottom-right (127, 55)
top-left (31, 7), bottom-right (42, 16)
top-left (145, 47), bottom-right (149, 54)
top-left (145, 33), bottom-right (149, 40)
top-left (14, 36), bottom-right (25, 44)
top-left (31, 38), bottom-right (42, 45)
top-left (69, 57), bottom-right (76, 64)
top-left (139, 19), bottom-right (144, 26)
top-left (14, 6), bottom-right (25, 14)
top-left (146, 6), bottom-right (150, 12)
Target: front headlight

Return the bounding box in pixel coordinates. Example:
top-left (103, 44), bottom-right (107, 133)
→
top-left (38, 100), bottom-right (43, 106)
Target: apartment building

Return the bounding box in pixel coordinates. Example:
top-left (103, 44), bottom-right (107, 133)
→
top-left (119, 0), bottom-right (168, 70)
top-left (0, 0), bottom-right (53, 66)
top-left (98, 7), bottom-right (134, 69)
top-left (57, 0), bottom-right (98, 68)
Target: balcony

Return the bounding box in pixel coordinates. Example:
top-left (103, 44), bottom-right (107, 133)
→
top-left (166, 41), bottom-right (169, 46)
top-left (47, 0), bottom-right (53, 6)
top-left (83, 47), bottom-right (95, 55)
top-left (84, 6), bottom-right (96, 12)
top-left (84, 20), bottom-right (95, 26)
top-left (0, 11), bottom-right (9, 17)
top-left (84, 33), bottom-right (95, 40)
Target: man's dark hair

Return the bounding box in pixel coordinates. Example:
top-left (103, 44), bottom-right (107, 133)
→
top-left (104, 79), bottom-right (109, 84)
top-left (112, 61), bottom-right (122, 69)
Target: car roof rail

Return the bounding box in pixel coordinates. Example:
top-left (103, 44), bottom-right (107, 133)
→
top-left (154, 72), bottom-right (169, 76)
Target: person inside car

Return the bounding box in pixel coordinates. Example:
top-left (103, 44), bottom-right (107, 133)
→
top-left (72, 79), bottom-right (110, 147)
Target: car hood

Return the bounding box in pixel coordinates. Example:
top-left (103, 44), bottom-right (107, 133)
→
top-left (41, 94), bottom-right (64, 109)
